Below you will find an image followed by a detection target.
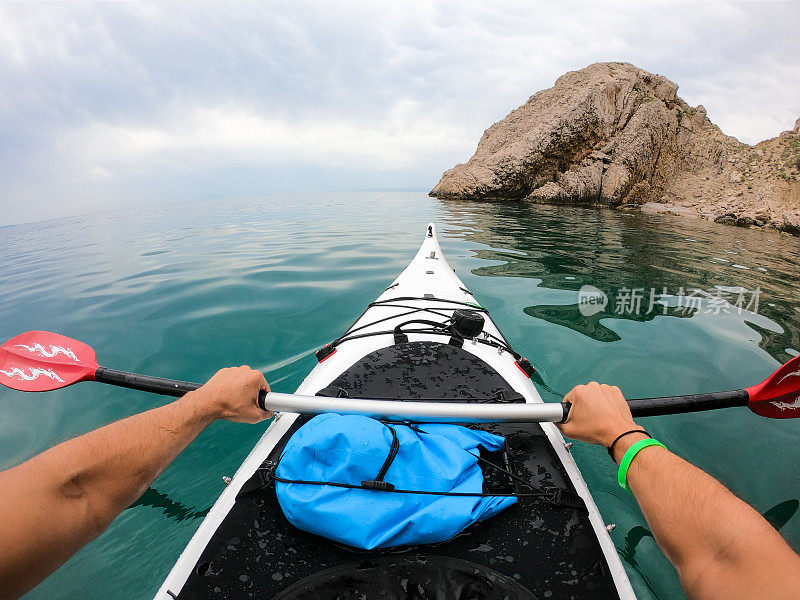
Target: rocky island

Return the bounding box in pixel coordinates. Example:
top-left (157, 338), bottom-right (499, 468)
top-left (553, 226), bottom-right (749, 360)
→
top-left (430, 62), bottom-right (800, 236)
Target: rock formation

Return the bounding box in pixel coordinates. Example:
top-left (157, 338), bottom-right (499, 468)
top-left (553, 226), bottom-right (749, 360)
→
top-left (430, 62), bottom-right (800, 235)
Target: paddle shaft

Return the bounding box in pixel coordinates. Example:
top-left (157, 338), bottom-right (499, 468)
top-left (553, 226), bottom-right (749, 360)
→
top-left (626, 389), bottom-right (749, 417)
top-left (559, 389), bottom-right (749, 421)
top-left (94, 367), bottom-right (750, 423)
top-left (95, 367), bottom-right (201, 397)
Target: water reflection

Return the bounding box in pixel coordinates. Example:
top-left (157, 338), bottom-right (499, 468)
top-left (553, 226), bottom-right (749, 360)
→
top-left (128, 487), bottom-right (210, 522)
top-left (436, 198), bottom-right (800, 600)
top-left (440, 200), bottom-right (800, 363)
top-left (763, 498), bottom-right (800, 531)
top-left (523, 303), bottom-right (692, 343)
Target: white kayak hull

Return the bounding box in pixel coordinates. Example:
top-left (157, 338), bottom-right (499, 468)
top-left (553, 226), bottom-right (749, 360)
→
top-left (155, 223), bottom-right (636, 600)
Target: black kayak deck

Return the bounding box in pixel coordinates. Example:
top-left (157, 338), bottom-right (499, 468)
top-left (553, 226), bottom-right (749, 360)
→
top-left (175, 342), bottom-right (621, 599)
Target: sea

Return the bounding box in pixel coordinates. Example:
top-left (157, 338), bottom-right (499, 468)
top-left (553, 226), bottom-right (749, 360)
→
top-left (1, 192), bottom-right (799, 599)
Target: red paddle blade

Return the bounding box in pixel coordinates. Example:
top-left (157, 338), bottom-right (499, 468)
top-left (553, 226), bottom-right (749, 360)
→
top-left (747, 354), bottom-right (800, 419)
top-left (0, 331), bottom-right (98, 392)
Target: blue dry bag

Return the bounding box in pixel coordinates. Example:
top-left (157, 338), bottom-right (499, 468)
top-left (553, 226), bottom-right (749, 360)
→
top-left (274, 413), bottom-right (517, 549)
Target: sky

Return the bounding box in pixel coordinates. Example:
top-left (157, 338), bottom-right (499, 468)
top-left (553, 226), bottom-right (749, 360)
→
top-left (1, 1), bottom-right (799, 227)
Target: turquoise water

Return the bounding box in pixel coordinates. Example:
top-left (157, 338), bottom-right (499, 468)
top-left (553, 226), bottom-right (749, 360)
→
top-left (2, 192), bottom-right (799, 599)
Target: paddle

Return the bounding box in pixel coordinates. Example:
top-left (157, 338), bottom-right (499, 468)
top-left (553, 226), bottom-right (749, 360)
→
top-left (0, 331), bottom-right (562, 423)
top-left (2, 331), bottom-right (800, 423)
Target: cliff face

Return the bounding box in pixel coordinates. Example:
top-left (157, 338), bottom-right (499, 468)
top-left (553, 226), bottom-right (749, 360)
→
top-left (430, 62), bottom-right (800, 235)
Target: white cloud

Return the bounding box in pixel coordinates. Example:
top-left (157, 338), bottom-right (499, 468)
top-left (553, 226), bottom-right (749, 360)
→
top-left (0, 0), bottom-right (798, 225)
top-left (63, 101), bottom-right (475, 172)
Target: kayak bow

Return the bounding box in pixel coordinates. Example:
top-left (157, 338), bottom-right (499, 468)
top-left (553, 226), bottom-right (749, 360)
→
top-left (155, 223), bottom-right (637, 600)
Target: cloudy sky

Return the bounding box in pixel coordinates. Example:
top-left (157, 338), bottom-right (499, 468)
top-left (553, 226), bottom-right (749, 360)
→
top-left (1, 1), bottom-right (798, 226)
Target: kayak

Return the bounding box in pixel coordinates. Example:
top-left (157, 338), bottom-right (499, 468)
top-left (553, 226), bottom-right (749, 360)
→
top-left (155, 223), bottom-right (636, 599)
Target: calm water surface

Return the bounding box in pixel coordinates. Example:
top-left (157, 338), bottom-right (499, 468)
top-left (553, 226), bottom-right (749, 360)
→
top-left (2, 192), bottom-right (799, 599)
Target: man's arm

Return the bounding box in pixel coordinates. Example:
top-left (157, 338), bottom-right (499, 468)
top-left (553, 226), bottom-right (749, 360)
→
top-left (558, 382), bottom-right (800, 600)
top-left (0, 366), bottom-right (270, 600)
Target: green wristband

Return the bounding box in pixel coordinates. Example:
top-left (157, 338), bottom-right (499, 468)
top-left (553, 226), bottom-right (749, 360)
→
top-left (617, 438), bottom-right (666, 493)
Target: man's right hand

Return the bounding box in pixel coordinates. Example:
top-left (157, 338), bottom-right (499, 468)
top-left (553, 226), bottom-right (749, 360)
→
top-left (188, 366), bottom-right (272, 424)
top-left (557, 382), bottom-right (639, 447)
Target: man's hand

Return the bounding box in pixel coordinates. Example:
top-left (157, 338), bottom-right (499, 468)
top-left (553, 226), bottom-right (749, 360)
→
top-left (555, 381), bottom-right (800, 600)
top-left (188, 366), bottom-right (272, 424)
top-left (557, 382), bottom-right (638, 447)
top-left (0, 365), bottom-right (272, 599)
